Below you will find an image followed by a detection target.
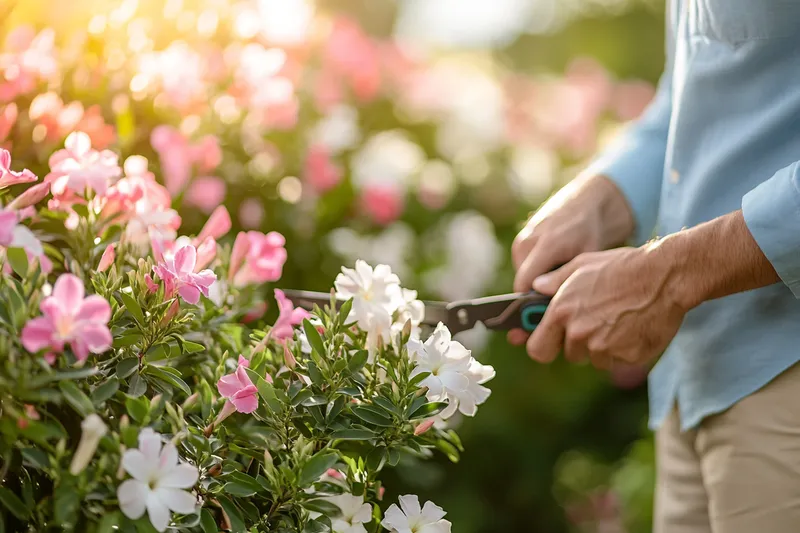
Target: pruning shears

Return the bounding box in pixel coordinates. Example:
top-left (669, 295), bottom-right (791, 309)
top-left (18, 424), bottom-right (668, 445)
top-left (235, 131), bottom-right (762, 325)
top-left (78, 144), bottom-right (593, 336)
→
top-left (282, 290), bottom-right (551, 335)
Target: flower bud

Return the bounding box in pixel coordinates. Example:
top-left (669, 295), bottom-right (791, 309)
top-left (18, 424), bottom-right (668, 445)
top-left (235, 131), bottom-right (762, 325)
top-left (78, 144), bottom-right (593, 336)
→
top-left (97, 243), bottom-right (116, 272)
top-left (414, 418), bottom-right (436, 436)
top-left (161, 298), bottom-right (180, 325)
top-left (116, 445), bottom-right (127, 479)
top-left (8, 182), bottom-right (51, 209)
top-left (264, 449), bottom-right (273, 467)
top-left (120, 414), bottom-right (129, 432)
top-left (69, 414), bottom-right (108, 475)
top-left (283, 344), bottom-right (297, 370)
top-left (182, 392), bottom-right (199, 410)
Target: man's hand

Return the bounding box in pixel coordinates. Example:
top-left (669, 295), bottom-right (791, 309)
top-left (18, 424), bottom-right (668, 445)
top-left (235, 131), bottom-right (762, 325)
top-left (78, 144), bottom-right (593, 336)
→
top-left (509, 173), bottom-right (635, 346)
top-left (519, 210), bottom-right (781, 368)
top-left (524, 245), bottom-right (686, 368)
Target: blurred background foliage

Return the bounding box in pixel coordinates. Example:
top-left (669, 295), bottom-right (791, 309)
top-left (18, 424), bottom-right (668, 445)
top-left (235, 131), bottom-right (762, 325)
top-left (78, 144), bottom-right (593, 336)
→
top-left (0, 0), bottom-right (665, 531)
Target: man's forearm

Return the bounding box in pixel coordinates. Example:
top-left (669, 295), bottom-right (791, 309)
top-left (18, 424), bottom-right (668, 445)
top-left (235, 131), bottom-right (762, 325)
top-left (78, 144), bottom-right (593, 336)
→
top-left (650, 210), bottom-right (780, 310)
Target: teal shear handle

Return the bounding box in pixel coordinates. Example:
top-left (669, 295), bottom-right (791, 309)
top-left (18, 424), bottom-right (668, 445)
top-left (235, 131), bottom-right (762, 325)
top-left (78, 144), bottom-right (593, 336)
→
top-left (520, 297), bottom-right (550, 332)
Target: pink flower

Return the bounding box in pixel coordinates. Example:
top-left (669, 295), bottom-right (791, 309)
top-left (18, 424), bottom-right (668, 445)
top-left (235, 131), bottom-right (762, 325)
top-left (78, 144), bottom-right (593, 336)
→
top-left (216, 355), bottom-right (258, 414)
top-left (0, 148), bottom-right (37, 188)
top-left (360, 185), bottom-right (404, 225)
top-left (97, 243), bottom-right (116, 272)
top-left (303, 145), bottom-right (342, 193)
top-left (197, 205), bottom-right (231, 243)
top-left (242, 301), bottom-right (267, 324)
top-left (321, 18), bottom-right (381, 105)
top-left (151, 126), bottom-right (193, 196)
top-left (194, 237), bottom-right (216, 272)
top-left (21, 273), bottom-right (112, 362)
top-left (0, 208), bottom-right (43, 256)
top-left (8, 182), bottom-right (50, 209)
top-left (189, 135), bottom-right (222, 173)
top-left (272, 289), bottom-right (310, 342)
top-left (238, 199), bottom-right (264, 230)
top-left (0, 27), bottom-right (57, 102)
top-left (28, 92), bottom-right (84, 143)
top-left (228, 231), bottom-right (287, 287)
top-left (76, 105), bottom-right (116, 150)
top-left (45, 132), bottom-right (122, 196)
top-left (185, 176), bottom-right (226, 214)
top-left (152, 244), bottom-right (216, 305)
top-left (0, 103), bottom-right (18, 146)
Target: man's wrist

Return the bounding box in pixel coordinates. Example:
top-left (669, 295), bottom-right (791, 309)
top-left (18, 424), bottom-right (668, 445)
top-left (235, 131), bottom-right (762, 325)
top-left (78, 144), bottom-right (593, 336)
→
top-left (643, 210), bottom-right (780, 311)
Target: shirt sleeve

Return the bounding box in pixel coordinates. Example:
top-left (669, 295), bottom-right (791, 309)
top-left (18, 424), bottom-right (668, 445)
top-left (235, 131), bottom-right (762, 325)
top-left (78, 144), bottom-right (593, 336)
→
top-left (582, 3), bottom-right (677, 246)
top-left (742, 162), bottom-right (800, 298)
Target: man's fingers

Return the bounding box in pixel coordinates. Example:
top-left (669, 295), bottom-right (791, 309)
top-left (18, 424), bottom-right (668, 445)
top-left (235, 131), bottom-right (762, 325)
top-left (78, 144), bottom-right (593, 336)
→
top-left (507, 328), bottom-right (529, 346)
top-left (513, 244), bottom-right (563, 293)
top-left (531, 259), bottom-right (583, 296)
top-left (511, 232), bottom-right (537, 270)
top-left (526, 309), bottom-right (564, 363)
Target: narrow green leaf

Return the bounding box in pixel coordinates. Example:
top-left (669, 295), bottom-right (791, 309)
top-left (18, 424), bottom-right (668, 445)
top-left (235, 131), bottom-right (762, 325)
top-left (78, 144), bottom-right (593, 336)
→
top-left (6, 247), bottom-right (28, 278)
top-left (347, 350), bottom-right (369, 374)
top-left (372, 397), bottom-right (399, 417)
top-left (0, 487), bottom-right (28, 520)
top-left (29, 366), bottom-right (99, 387)
top-left (125, 396), bottom-right (150, 424)
top-left (351, 406), bottom-right (393, 427)
top-left (301, 394), bottom-right (328, 407)
top-left (71, 204), bottom-right (90, 218)
top-left (292, 389), bottom-right (313, 407)
top-left (216, 496), bottom-right (246, 533)
top-left (223, 482), bottom-right (257, 497)
top-left (243, 367), bottom-right (281, 411)
top-left (97, 511), bottom-right (122, 533)
top-left (92, 377), bottom-right (120, 405)
top-left (303, 319), bottom-right (326, 356)
top-left (302, 499), bottom-right (342, 516)
top-left (54, 480), bottom-right (79, 526)
top-left (307, 362), bottom-right (324, 385)
top-left (200, 509), bottom-right (217, 533)
top-left (366, 447), bottom-right (387, 470)
top-left (58, 381), bottom-right (95, 417)
top-left (128, 373), bottom-right (147, 398)
top-left (410, 401), bottom-right (448, 420)
top-left (299, 451), bottom-right (339, 487)
top-left (337, 298), bottom-right (353, 324)
top-left (408, 371), bottom-right (431, 387)
top-left (119, 292), bottom-right (145, 325)
top-left (116, 358), bottom-right (138, 379)
top-left (144, 366), bottom-right (191, 395)
top-left (21, 448), bottom-right (50, 469)
top-left (182, 341), bottom-right (204, 353)
top-left (326, 396), bottom-right (345, 422)
top-left (225, 471), bottom-right (263, 493)
top-left (112, 333), bottom-right (142, 348)
top-left (330, 428), bottom-right (375, 441)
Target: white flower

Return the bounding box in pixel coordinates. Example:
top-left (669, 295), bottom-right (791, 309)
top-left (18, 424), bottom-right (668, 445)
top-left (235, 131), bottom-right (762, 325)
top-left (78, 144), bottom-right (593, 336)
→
top-left (117, 428), bottom-right (199, 532)
top-left (335, 260), bottom-right (405, 352)
top-left (324, 493), bottom-right (373, 533)
top-left (381, 495), bottom-right (451, 533)
top-left (310, 105), bottom-right (361, 155)
top-left (391, 288), bottom-right (425, 344)
top-left (69, 414), bottom-right (108, 475)
top-left (407, 323), bottom-right (493, 419)
top-left (351, 130), bottom-right (425, 193)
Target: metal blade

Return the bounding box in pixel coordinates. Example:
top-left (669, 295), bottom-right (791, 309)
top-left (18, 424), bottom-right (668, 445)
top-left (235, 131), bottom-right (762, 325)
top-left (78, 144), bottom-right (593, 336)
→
top-left (421, 301), bottom-right (449, 327)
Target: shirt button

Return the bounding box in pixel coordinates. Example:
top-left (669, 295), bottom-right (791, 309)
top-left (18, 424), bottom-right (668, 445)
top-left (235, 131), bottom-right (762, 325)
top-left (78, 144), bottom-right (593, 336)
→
top-left (670, 169), bottom-right (680, 184)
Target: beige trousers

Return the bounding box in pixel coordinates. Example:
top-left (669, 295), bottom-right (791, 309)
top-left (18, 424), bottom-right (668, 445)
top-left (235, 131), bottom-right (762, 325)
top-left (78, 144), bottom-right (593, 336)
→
top-left (654, 362), bottom-right (800, 533)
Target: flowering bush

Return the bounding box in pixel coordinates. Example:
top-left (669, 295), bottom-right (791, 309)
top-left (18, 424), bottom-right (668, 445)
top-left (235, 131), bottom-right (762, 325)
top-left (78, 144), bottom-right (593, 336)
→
top-left (0, 142), bottom-right (494, 532)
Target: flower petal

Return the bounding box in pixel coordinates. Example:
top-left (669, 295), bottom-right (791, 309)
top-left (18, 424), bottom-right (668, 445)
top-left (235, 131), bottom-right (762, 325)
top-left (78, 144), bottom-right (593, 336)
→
top-left (178, 283), bottom-right (200, 305)
top-left (138, 428), bottom-right (162, 463)
top-left (381, 503), bottom-right (412, 533)
top-left (75, 295), bottom-right (111, 322)
top-left (398, 494), bottom-right (422, 521)
top-left (74, 322), bottom-right (112, 353)
top-left (158, 442), bottom-right (179, 471)
top-left (217, 373), bottom-right (243, 399)
top-left (231, 388), bottom-right (258, 414)
top-left (117, 479), bottom-right (148, 520)
top-left (146, 492), bottom-right (172, 532)
top-left (52, 274), bottom-right (85, 316)
top-left (173, 245), bottom-right (196, 276)
top-left (420, 500), bottom-right (447, 523)
top-left (21, 317), bottom-right (55, 353)
top-left (157, 487), bottom-right (197, 514)
top-left (158, 462), bottom-right (199, 489)
top-left (418, 522), bottom-right (452, 533)
top-left (11, 225), bottom-right (43, 256)
top-left (121, 449), bottom-right (152, 482)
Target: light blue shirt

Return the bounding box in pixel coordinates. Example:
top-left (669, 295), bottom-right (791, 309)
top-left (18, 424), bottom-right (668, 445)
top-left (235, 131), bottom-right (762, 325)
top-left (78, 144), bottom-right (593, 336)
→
top-left (586, 0), bottom-right (800, 431)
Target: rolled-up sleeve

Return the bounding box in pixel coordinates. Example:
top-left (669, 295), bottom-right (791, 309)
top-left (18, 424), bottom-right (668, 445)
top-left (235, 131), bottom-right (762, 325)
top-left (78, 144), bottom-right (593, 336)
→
top-left (583, 2), bottom-right (677, 246)
top-left (742, 162), bottom-right (800, 297)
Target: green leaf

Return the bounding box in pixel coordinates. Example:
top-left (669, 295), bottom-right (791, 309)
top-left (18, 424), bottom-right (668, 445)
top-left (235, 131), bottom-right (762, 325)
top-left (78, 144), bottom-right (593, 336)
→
top-left (225, 471), bottom-right (263, 493)
top-left (366, 447), bottom-right (387, 470)
top-left (21, 448), bottom-right (50, 469)
top-left (112, 333), bottom-right (142, 348)
top-left (20, 420), bottom-right (66, 446)
top-left (92, 377), bottom-right (120, 404)
top-left (128, 373), bottom-right (147, 398)
top-left (200, 507), bottom-right (219, 533)
top-left (347, 350), bottom-right (369, 374)
top-left (351, 406), bottom-right (393, 427)
top-left (330, 428), bottom-right (375, 441)
top-left (223, 482), bottom-right (257, 497)
top-left (97, 511), bottom-right (122, 533)
top-left (372, 397), bottom-right (399, 417)
top-left (6, 247), bottom-right (28, 278)
top-left (29, 366), bottom-right (100, 387)
top-left (54, 479), bottom-right (79, 526)
top-left (216, 496), bottom-right (246, 533)
top-left (302, 498), bottom-right (342, 516)
top-left (307, 362), bottom-right (324, 385)
top-left (125, 395), bottom-right (150, 424)
top-left (0, 487), bottom-right (29, 520)
top-left (292, 388), bottom-right (313, 407)
top-left (408, 371), bottom-right (431, 387)
top-left (410, 401), bottom-right (448, 420)
top-left (436, 439), bottom-right (460, 463)
top-left (119, 292), bottom-right (145, 325)
top-left (244, 367), bottom-right (280, 411)
top-left (337, 297), bottom-right (353, 324)
top-left (303, 318), bottom-right (326, 356)
top-left (299, 451), bottom-right (339, 487)
top-left (116, 358), bottom-right (138, 379)
top-left (182, 341), bottom-right (204, 353)
top-left (326, 396), bottom-right (345, 422)
top-left (72, 203), bottom-right (90, 218)
top-left (301, 394), bottom-right (328, 407)
top-left (58, 381), bottom-right (95, 417)
top-left (200, 509), bottom-right (217, 533)
top-left (303, 518), bottom-right (332, 533)
top-left (144, 366), bottom-right (191, 395)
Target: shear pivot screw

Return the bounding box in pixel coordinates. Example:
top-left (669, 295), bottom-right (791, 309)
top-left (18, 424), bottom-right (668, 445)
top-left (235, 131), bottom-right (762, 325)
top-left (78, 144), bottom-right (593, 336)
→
top-left (457, 309), bottom-right (469, 325)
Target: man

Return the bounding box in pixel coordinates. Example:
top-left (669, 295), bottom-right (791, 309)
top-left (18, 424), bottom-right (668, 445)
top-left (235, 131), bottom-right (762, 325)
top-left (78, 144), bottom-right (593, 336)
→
top-left (508, 1), bottom-right (800, 531)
